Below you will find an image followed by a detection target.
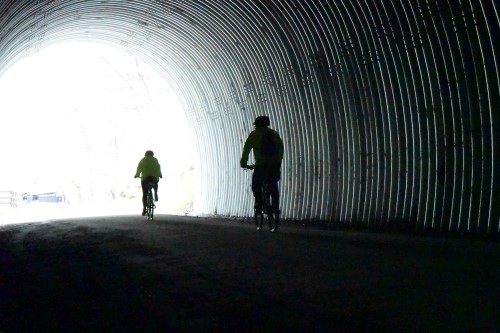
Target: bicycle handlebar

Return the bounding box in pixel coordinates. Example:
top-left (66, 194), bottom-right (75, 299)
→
top-left (242, 165), bottom-right (255, 170)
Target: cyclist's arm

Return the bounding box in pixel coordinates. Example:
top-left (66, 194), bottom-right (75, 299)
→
top-left (240, 136), bottom-right (253, 168)
top-left (134, 161), bottom-right (142, 178)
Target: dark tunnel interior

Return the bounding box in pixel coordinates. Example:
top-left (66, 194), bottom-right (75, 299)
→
top-left (0, 0), bottom-right (498, 234)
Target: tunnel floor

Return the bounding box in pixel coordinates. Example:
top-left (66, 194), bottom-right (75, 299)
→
top-left (0, 215), bottom-right (498, 332)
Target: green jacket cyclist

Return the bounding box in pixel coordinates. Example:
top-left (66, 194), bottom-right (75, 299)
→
top-left (135, 150), bottom-right (163, 216)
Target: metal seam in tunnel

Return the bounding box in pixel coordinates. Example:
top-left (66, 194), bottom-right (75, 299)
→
top-left (0, 0), bottom-right (498, 234)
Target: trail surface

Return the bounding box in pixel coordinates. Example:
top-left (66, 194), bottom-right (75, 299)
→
top-left (0, 215), bottom-right (498, 332)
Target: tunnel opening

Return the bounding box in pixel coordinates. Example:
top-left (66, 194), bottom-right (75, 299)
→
top-left (0, 42), bottom-right (195, 223)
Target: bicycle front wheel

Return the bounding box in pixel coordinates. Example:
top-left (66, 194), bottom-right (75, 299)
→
top-left (255, 211), bottom-right (263, 231)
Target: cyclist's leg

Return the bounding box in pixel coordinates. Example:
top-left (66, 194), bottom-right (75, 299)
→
top-left (268, 182), bottom-right (279, 213)
top-left (140, 179), bottom-right (148, 214)
top-left (269, 168), bottom-right (280, 213)
top-left (252, 167), bottom-right (265, 213)
top-left (153, 180), bottom-right (159, 201)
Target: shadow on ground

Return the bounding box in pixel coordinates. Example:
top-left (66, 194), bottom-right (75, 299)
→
top-left (0, 215), bottom-right (498, 332)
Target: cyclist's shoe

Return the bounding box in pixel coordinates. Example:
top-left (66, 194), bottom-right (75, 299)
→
top-left (142, 209), bottom-right (146, 216)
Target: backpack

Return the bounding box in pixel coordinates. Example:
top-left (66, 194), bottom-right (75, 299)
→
top-left (260, 130), bottom-right (277, 156)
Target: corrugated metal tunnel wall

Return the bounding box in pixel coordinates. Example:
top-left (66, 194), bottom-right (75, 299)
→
top-left (0, 0), bottom-right (498, 234)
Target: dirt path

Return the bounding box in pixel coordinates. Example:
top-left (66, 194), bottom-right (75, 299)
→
top-left (1, 215), bottom-right (498, 332)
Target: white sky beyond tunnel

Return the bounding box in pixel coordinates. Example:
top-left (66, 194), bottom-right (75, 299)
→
top-left (0, 42), bottom-right (194, 222)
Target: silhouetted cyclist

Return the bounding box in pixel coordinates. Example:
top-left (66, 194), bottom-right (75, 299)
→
top-left (134, 150), bottom-right (163, 216)
top-left (240, 116), bottom-right (284, 214)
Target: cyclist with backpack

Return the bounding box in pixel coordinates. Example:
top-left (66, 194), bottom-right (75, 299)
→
top-left (134, 150), bottom-right (163, 216)
top-left (240, 116), bottom-right (284, 215)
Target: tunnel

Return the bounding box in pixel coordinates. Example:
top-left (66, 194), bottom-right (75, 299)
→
top-left (0, 0), bottom-right (498, 234)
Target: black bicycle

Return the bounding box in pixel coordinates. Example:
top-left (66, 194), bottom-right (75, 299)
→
top-left (145, 182), bottom-right (156, 221)
top-left (244, 165), bottom-right (279, 232)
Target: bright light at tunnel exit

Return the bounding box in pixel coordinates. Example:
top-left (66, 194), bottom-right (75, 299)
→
top-left (0, 42), bottom-right (194, 224)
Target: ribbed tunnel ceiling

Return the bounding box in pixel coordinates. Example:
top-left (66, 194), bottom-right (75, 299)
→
top-left (0, 0), bottom-right (498, 233)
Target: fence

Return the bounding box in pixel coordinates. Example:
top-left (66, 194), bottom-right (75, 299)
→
top-left (0, 191), bottom-right (21, 208)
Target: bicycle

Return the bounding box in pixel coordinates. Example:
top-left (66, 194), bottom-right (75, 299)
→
top-left (244, 165), bottom-right (280, 232)
top-left (145, 181), bottom-right (156, 221)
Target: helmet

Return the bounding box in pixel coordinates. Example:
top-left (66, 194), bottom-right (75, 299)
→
top-left (253, 116), bottom-right (270, 127)
top-left (145, 150), bottom-right (154, 157)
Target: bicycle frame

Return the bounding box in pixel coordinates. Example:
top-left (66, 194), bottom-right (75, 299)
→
top-left (255, 176), bottom-right (279, 233)
top-left (243, 164), bottom-right (280, 232)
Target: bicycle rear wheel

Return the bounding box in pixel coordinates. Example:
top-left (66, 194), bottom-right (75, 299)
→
top-left (148, 204), bottom-right (154, 221)
top-left (263, 188), bottom-right (278, 233)
top-left (268, 211), bottom-right (279, 232)
top-left (146, 190), bottom-right (154, 221)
